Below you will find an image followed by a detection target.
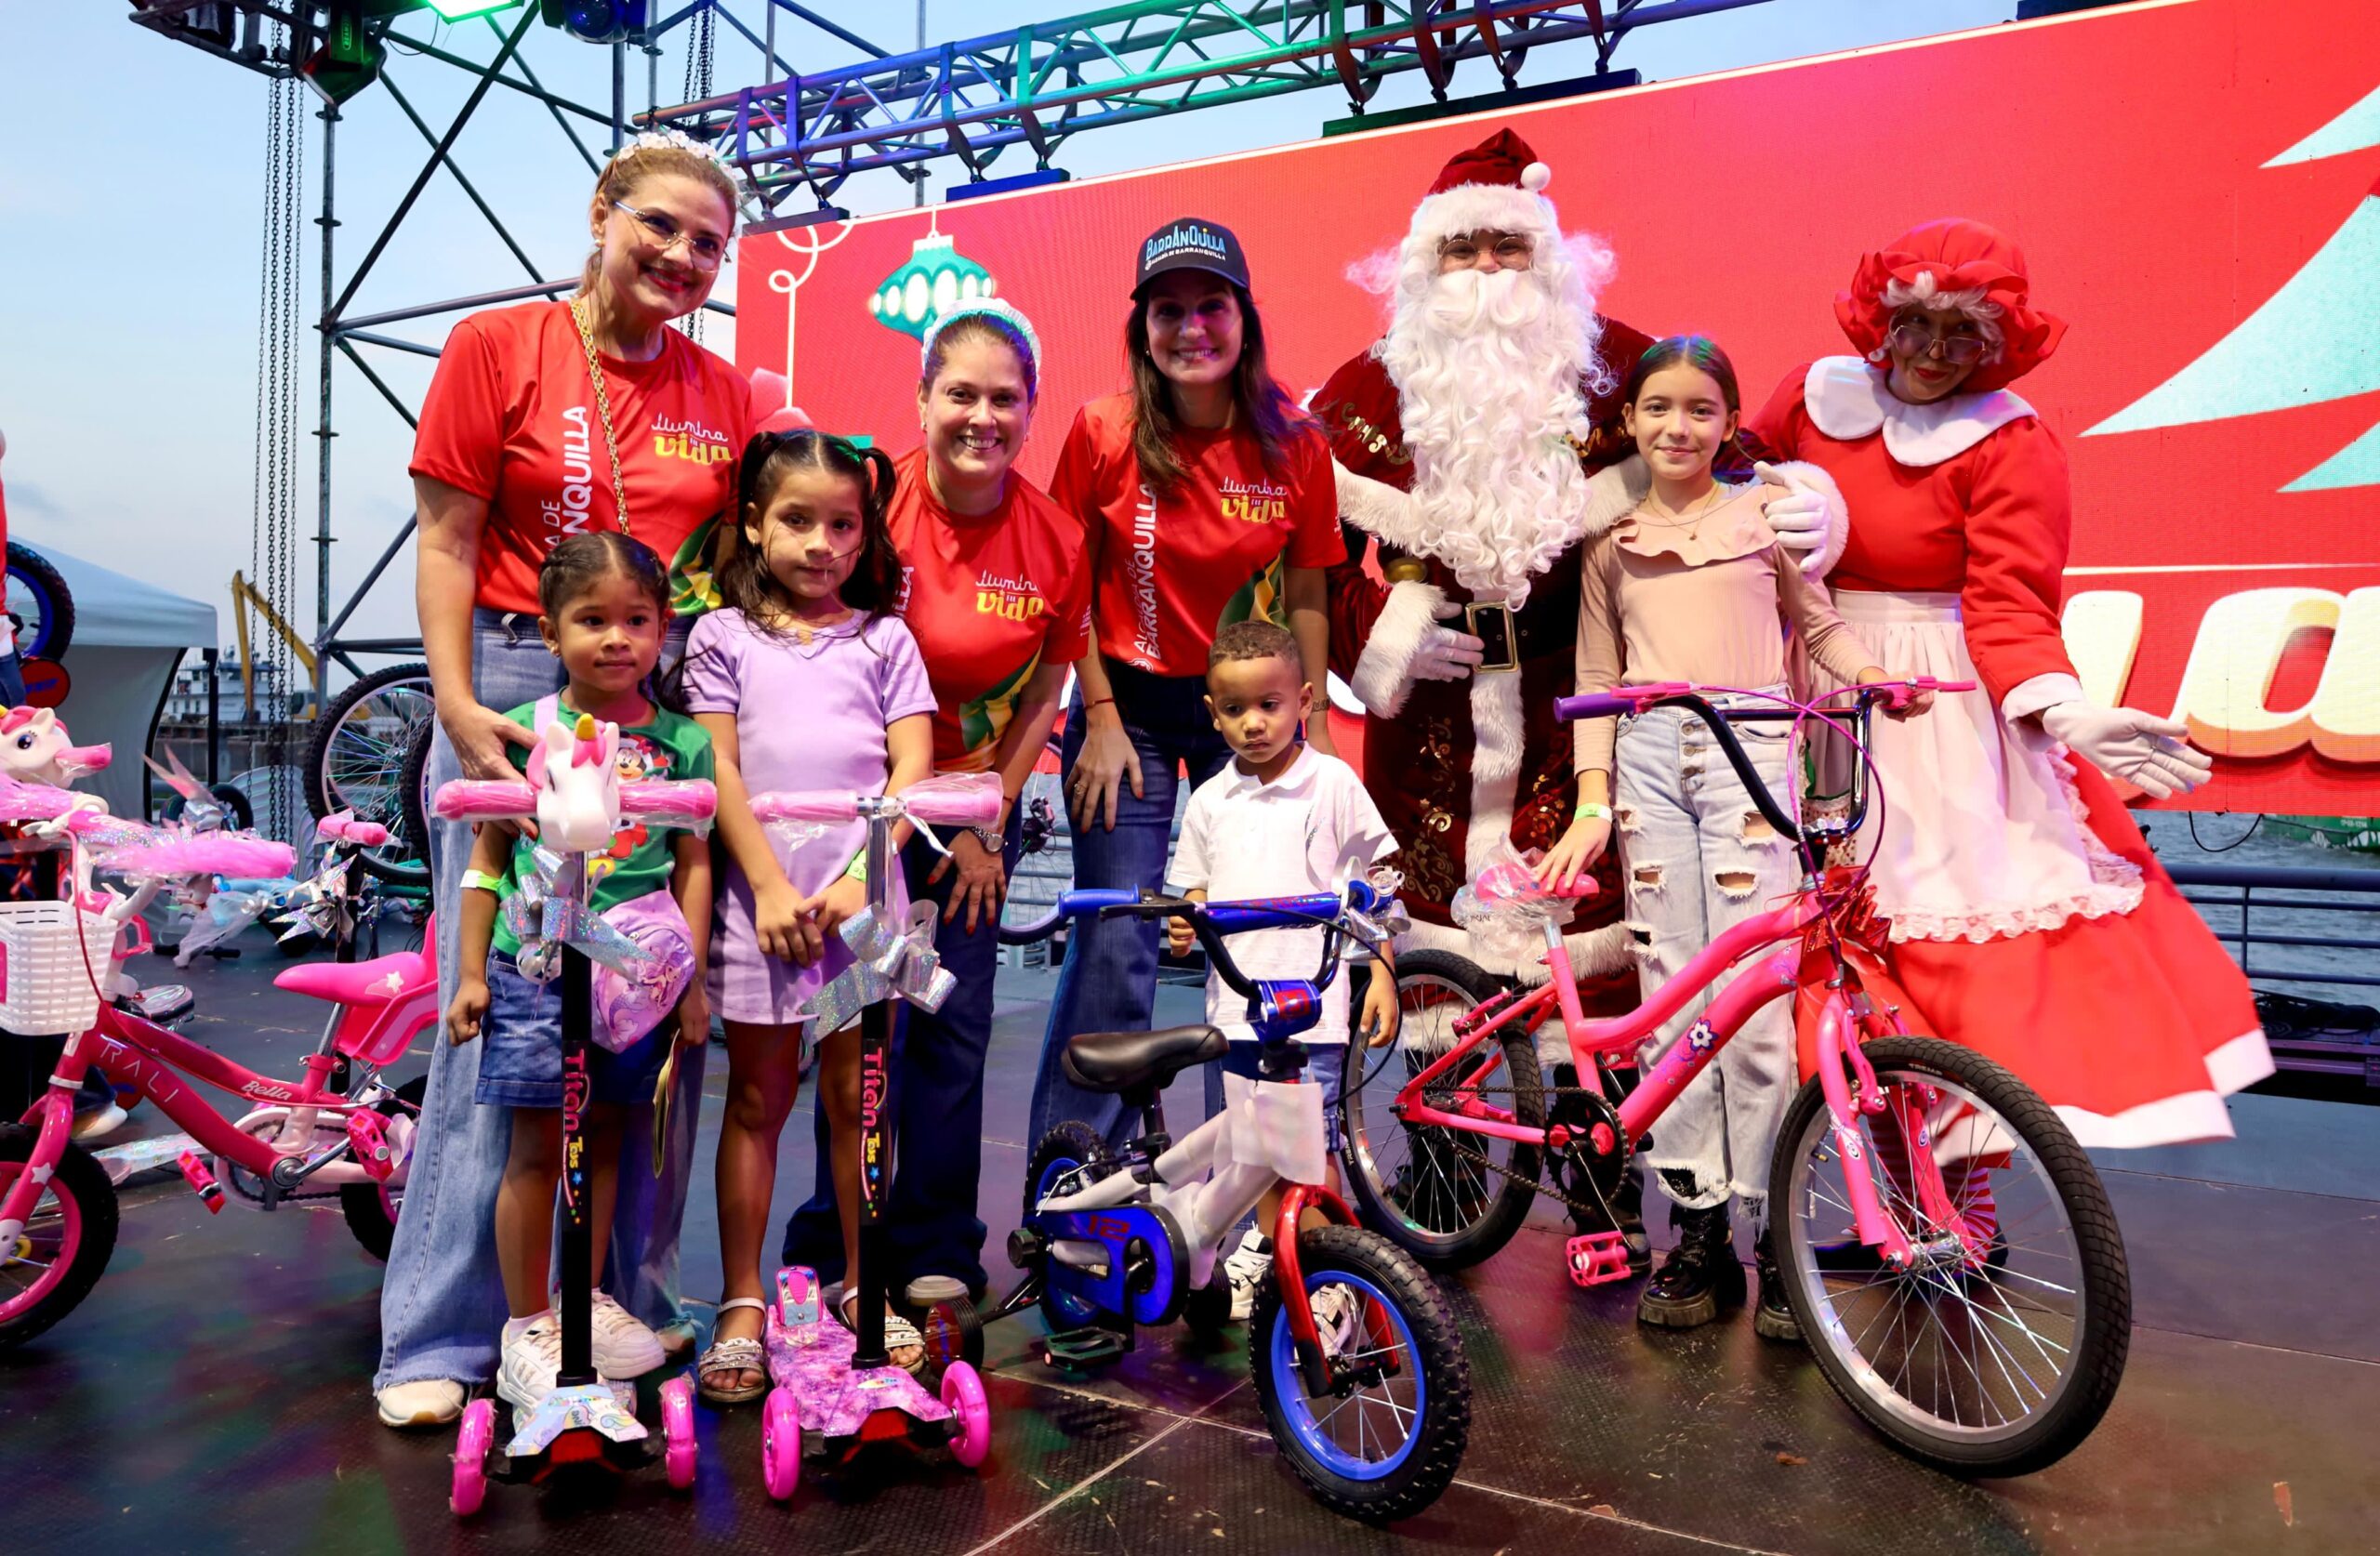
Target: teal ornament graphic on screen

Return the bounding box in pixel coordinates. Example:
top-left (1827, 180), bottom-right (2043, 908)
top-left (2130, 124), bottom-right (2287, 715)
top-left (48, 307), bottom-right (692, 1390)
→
top-left (868, 232), bottom-right (997, 341)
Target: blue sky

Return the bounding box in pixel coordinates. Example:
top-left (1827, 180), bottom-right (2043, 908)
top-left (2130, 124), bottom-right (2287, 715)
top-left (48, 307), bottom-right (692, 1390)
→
top-left (0, 0), bottom-right (2011, 658)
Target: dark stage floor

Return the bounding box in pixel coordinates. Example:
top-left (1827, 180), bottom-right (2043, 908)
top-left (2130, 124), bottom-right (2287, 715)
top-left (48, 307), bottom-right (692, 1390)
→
top-left (5, 933), bottom-right (2375, 1555)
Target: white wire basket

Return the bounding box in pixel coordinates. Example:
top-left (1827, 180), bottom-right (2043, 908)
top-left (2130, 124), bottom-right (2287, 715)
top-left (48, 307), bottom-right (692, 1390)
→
top-left (0, 901), bottom-right (112, 1036)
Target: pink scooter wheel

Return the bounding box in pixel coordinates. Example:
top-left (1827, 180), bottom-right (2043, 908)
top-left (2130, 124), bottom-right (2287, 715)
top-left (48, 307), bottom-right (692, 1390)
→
top-left (451, 1398), bottom-right (495, 1516)
top-left (762, 1386), bottom-right (801, 1499)
top-left (941, 1362), bottom-right (991, 1469)
top-left (659, 1376), bottom-right (698, 1490)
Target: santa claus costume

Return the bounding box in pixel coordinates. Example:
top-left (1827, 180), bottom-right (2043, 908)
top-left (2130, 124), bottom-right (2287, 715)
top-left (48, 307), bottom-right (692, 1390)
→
top-left (1743, 220), bottom-right (2271, 1148)
top-left (1319, 131), bottom-right (1654, 992)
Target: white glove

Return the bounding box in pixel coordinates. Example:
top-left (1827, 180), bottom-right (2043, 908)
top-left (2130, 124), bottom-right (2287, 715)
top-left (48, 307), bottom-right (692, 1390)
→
top-left (2039, 703), bottom-right (2214, 799)
top-left (1413, 602), bottom-right (1486, 683)
top-left (1754, 461), bottom-right (1833, 577)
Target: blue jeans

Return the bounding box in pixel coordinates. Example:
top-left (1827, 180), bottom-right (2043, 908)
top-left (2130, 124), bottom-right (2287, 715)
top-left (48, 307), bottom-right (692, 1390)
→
top-left (1026, 666), bottom-right (1231, 1157)
top-left (0, 652), bottom-right (24, 708)
top-left (781, 809), bottom-right (1021, 1294)
top-left (375, 611), bottom-right (706, 1391)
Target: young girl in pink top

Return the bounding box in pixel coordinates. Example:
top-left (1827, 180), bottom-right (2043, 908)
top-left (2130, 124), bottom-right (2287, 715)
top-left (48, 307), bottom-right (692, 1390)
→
top-left (1537, 335), bottom-right (1916, 1341)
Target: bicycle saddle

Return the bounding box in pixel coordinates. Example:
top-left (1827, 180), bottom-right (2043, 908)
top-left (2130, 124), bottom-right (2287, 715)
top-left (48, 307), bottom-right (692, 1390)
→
top-left (1063, 1023), bottom-right (1228, 1095)
top-left (274, 949), bottom-right (431, 1010)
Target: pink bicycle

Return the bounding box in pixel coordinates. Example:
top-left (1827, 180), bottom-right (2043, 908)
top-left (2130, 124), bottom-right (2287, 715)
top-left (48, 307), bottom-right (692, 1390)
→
top-left (0, 811), bottom-right (437, 1349)
top-left (1337, 681), bottom-right (2131, 1475)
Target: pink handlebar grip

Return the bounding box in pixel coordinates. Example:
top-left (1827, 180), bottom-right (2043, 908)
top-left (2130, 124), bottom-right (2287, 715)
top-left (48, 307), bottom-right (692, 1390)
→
top-left (620, 780), bottom-right (717, 824)
top-left (1553, 682), bottom-right (1694, 723)
top-left (748, 771), bottom-right (1002, 829)
top-left (431, 778), bottom-right (539, 822)
top-left (317, 812), bottom-right (392, 847)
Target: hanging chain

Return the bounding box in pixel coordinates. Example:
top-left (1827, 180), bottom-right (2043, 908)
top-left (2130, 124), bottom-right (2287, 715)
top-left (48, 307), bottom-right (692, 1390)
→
top-left (675, 4), bottom-right (717, 345)
top-left (248, 29), bottom-right (304, 842)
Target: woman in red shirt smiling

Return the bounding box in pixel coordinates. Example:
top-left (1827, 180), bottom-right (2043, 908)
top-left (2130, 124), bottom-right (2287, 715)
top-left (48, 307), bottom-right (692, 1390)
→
top-left (779, 300), bottom-right (1089, 1303)
top-left (1027, 218), bottom-right (1344, 1154)
top-left (377, 131), bottom-right (755, 1432)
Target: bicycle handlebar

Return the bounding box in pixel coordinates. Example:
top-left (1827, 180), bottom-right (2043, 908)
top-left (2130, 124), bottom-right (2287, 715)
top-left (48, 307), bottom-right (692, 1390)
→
top-left (1552, 678), bottom-right (1976, 725)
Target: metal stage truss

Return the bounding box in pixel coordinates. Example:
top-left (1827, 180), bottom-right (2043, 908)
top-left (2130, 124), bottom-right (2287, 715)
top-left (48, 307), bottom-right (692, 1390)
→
top-left (127, 0), bottom-right (1787, 690)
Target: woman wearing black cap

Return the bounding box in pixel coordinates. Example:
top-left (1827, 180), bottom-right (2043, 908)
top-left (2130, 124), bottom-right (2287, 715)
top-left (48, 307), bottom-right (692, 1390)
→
top-left (1025, 217), bottom-right (1343, 1156)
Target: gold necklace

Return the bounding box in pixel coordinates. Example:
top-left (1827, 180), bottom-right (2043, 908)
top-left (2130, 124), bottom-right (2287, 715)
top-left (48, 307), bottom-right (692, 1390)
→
top-left (1633, 483), bottom-right (1729, 531)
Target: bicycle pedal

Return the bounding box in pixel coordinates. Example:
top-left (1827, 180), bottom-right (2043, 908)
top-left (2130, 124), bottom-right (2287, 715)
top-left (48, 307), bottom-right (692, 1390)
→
top-left (1041, 1325), bottom-right (1130, 1370)
top-left (1567, 1231), bottom-right (1633, 1288)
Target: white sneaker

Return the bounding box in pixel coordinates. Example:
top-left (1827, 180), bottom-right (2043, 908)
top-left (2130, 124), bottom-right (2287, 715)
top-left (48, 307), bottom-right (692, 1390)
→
top-left (588, 1290), bottom-right (666, 1379)
top-left (1223, 1229), bottom-right (1272, 1323)
top-left (496, 1313), bottom-right (563, 1415)
top-left (376, 1378), bottom-right (467, 1430)
top-left (1309, 1283), bottom-right (1358, 1357)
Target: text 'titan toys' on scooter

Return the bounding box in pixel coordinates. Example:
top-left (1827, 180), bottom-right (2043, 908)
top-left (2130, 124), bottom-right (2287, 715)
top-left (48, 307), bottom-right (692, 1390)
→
top-left (433, 714), bottom-right (717, 1514)
top-left (741, 773), bottom-right (1000, 1497)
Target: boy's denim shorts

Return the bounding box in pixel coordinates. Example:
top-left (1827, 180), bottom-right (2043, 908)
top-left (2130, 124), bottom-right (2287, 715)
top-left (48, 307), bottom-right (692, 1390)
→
top-left (1221, 1040), bottom-right (1347, 1154)
top-left (474, 951), bottom-right (669, 1110)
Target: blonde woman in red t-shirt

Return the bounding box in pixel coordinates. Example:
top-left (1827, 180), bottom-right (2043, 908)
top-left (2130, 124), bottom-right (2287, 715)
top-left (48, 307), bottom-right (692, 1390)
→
top-left (775, 298), bottom-right (1091, 1310)
top-left (377, 132), bottom-right (755, 1431)
top-left (1027, 218), bottom-right (1346, 1158)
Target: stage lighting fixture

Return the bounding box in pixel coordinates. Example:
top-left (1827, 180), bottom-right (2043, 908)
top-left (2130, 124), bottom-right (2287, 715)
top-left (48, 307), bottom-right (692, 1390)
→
top-left (538, 0), bottom-right (647, 44)
top-left (298, 6), bottom-right (387, 106)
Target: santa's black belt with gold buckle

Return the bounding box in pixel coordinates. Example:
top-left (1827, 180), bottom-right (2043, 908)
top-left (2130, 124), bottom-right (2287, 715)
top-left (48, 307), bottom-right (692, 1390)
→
top-left (1463, 601), bottom-right (1521, 673)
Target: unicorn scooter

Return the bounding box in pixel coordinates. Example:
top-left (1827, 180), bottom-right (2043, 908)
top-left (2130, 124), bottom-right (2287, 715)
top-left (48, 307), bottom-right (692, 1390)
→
top-left (435, 714), bottom-right (716, 1514)
top-left (737, 773), bottom-right (1000, 1497)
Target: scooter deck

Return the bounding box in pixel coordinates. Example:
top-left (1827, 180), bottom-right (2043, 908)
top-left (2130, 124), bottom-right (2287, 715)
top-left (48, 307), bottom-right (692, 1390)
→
top-left (766, 1295), bottom-right (951, 1444)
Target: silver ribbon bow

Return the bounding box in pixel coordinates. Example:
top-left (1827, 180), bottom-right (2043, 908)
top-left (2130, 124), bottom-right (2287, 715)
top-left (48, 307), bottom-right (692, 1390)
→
top-left (800, 903), bottom-right (955, 1032)
top-left (503, 847), bottom-right (653, 984)
top-left (274, 855), bottom-right (358, 943)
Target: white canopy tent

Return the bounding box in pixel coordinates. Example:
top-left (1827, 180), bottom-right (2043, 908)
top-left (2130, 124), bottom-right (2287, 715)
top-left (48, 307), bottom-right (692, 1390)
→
top-left (40, 547), bottom-right (217, 819)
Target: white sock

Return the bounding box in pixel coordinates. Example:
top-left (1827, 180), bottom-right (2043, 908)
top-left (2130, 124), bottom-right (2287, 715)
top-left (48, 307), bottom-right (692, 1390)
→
top-left (502, 1311), bottom-right (552, 1346)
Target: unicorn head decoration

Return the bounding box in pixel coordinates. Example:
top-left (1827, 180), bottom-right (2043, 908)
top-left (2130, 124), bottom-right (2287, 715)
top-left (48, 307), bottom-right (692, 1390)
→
top-left (0, 706), bottom-right (112, 788)
top-left (524, 713), bottom-right (624, 855)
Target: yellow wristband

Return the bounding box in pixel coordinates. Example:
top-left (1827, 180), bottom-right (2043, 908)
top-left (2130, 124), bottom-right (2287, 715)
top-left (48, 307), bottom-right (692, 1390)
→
top-left (1576, 803), bottom-right (1614, 822)
top-left (460, 868), bottom-right (502, 892)
top-left (841, 852), bottom-right (867, 883)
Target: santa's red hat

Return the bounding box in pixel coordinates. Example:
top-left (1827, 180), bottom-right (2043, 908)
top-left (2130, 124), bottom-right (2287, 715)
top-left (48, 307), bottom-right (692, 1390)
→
top-left (1836, 219), bottom-right (2068, 393)
top-left (1408, 127), bottom-right (1557, 244)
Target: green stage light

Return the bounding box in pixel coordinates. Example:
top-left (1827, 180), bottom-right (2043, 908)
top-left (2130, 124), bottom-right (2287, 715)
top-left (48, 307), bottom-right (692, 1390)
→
top-left (420, 0), bottom-right (525, 19)
top-left (298, 7), bottom-right (387, 106)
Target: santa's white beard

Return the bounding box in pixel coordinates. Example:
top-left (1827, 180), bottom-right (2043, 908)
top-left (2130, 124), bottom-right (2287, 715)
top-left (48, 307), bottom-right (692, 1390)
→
top-left (1378, 266), bottom-right (1596, 608)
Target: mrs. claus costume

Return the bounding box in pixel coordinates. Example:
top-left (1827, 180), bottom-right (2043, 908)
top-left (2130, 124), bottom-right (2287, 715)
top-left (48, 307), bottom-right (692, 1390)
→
top-left (1317, 130), bottom-right (1659, 986)
top-left (1743, 219), bottom-right (2271, 1146)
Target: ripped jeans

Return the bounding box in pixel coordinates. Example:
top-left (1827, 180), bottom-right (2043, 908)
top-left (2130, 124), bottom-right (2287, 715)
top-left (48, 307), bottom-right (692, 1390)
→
top-left (1614, 691), bottom-right (1798, 1216)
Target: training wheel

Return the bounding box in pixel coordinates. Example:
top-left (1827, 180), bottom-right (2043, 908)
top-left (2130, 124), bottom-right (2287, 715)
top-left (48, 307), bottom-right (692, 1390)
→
top-left (659, 1375), bottom-right (698, 1491)
top-left (941, 1361), bottom-right (991, 1469)
top-left (761, 1387), bottom-right (801, 1500)
top-left (451, 1398), bottom-right (495, 1517)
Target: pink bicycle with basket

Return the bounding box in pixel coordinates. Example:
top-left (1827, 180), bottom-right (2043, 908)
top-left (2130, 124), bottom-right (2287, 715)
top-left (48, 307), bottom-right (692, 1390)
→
top-left (1335, 679), bottom-right (2132, 1475)
top-left (0, 796), bottom-right (435, 1349)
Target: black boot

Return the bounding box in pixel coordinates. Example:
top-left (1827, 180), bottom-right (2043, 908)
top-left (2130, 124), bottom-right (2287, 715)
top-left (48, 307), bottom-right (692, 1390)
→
top-left (1635, 1203), bottom-right (1745, 1329)
top-left (1752, 1232), bottom-right (1802, 1343)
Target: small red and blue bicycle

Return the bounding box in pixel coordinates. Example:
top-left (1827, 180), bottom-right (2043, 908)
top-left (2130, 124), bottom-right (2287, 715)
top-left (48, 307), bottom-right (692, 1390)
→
top-left (1338, 679), bottom-right (2131, 1475)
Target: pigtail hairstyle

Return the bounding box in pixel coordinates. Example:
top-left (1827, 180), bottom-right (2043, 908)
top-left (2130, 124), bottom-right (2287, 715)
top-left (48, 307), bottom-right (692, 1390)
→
top-left (711, 430), bottom-right (907, 638)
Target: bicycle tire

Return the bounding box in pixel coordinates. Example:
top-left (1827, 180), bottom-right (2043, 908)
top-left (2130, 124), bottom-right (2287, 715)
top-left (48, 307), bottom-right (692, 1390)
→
top-left (305, 663), bottom-right (434, 886)
top-left (396, 719), bottom-right (436, 888)
top-left (1340, 949), bottom-right (1543, 1271)
top-left (0, 1124), bottom-right (118, 1351)
top-left (1250, 1223), bottom-right (1470, 1523)
top-left (1770, 1036), bottom-right (2130, 1476)
top-left (338, 1075), bottom-right (427, 1261)
top-left (1025, 1121), bottom-right (1116, 1334)
top-left (5, 541), bottom-right (73, 661)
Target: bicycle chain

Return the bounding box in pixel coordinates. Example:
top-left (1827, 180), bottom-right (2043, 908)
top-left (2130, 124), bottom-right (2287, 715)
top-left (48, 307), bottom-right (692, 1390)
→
top-left (1394, 1079), bottom-right (1633, 1228)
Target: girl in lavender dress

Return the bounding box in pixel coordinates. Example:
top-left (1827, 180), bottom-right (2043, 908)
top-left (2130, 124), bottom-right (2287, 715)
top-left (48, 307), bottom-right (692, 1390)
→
top-left (680, 432), bottom-right (938, 1400)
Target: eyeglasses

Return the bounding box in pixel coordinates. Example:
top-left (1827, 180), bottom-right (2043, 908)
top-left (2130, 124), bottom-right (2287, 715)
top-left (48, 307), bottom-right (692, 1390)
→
top-left (613, 201), bottom-right (730, 269)
top-left (1886, 319), bottom-right (1990, 365)
top-left (1437, 232), bottom-right (1535, 269)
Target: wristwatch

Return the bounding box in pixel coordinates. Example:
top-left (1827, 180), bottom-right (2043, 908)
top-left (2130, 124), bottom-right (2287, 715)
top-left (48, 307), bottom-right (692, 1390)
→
top-left (969, 825), bottom-right (1003, 853)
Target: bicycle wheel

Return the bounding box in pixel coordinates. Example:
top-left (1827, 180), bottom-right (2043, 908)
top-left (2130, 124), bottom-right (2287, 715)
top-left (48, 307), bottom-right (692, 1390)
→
top-left (339, 1075), bottom-right (427, 1261)
top-left (0, 1125), bottom-right (118, 1350)
top-left (1340, 950), bottom-right (1542, 1270)
top-left (1025, 1121), bottom-right (1114, 1333)
top-left (305, 663), bottom-right (434, 885)
top-left (1250, 1223), bottom-right (1470, 1523)
top-left (396, 718), bottom-right (436, 886)
top-left (5, 541), bottom-right (73, 661)
top-left (1769, 1036), bottom-right (2130, 1475)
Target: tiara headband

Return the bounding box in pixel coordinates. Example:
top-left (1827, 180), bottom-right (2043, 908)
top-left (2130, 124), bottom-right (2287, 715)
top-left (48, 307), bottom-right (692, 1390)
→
top-left (613, 127), bottom-right (747, 191)
top-left (920, 298), bottom-right (1043, 378)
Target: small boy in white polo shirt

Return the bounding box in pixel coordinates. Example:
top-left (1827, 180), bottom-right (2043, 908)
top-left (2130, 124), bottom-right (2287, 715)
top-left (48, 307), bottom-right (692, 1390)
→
top-left (1167, 619), bottom-right (1399, 1315)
